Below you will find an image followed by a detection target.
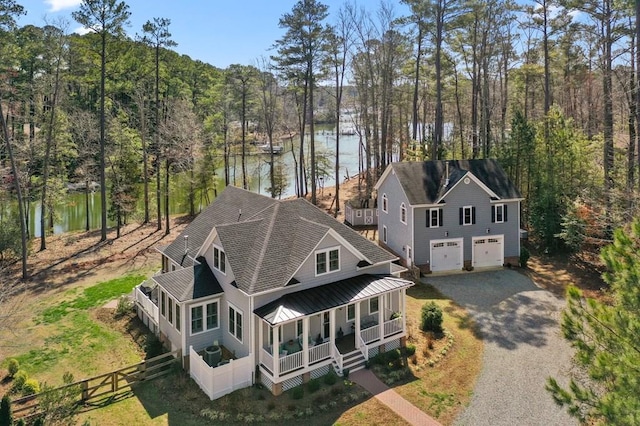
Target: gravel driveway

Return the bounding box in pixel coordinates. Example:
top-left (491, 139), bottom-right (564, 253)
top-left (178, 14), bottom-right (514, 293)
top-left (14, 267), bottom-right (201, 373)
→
top-left (423, 269), bottom-right (577, 426)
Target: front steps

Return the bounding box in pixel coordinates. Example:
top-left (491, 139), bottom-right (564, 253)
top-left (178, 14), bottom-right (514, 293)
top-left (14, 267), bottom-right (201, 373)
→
top-left (333, 349), bottom-right (366, 376)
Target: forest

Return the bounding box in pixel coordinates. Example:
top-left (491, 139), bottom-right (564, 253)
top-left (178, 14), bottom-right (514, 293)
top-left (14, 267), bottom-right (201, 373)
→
top-left (0, 0), bottom-right (636, 279)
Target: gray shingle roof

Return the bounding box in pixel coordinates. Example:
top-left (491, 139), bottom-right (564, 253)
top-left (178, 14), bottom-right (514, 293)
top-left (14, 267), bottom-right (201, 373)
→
top-left (254, 274), bottom-right (414, 325)
top-left (154, 257), bottom-right (223, 302)
top-left (162, 186), bottom-right (398, 295)
top-left (389, 159), bottom-right (521, 205)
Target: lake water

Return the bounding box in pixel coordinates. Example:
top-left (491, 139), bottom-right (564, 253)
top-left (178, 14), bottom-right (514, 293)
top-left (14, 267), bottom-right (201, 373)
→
top-left (25, 130), bottom-right (376, 237)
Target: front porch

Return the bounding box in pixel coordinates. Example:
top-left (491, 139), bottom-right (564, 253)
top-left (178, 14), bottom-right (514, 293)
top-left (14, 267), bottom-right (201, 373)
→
top-left (254, 274), bottom-right (413, 394)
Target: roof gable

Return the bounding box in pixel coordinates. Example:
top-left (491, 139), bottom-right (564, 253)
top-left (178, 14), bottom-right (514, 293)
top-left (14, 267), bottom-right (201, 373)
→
top-left (380, 159), bottom-right (521, 205)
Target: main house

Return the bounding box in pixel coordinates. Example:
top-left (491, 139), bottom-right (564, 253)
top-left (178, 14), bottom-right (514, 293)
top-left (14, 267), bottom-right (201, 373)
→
top-left (375, 159), bottom-right (523, 273)
top-left (134, 186), bottom-right (413, 399)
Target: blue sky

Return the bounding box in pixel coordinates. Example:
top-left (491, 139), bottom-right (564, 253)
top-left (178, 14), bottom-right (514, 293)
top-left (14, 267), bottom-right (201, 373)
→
top-left (15, 0), bottom-right (410, 69)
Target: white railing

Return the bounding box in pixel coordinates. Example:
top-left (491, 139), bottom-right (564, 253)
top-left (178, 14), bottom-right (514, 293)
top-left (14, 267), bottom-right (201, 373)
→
top-left (309, 341), bottom-right (330, 364)
top-left (280, 350), bottom-right (303, 374)
top-left (361, 325), bottom-right (380, 344)
top-left (384, 317), bottom-right (403, 337)
top-left (261, 347), bottom-right (274, 373)
top-left (134, 285), bottom-right (159, 325)
top-left (332, 343), bottom-right (344, 375)
top-left (189, 346), bottom-right (252, 400)
top-left (358, 334), bottom-right (369, 361)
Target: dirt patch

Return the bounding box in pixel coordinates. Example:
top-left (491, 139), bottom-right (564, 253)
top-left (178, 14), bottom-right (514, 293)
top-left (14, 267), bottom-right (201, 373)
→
top-left (521, 246), bottom-right (607, 300)
top-left (91, 308), bottom-right (149, 354)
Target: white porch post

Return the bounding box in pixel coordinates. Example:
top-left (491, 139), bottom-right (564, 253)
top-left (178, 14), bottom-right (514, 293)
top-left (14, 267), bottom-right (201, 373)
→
top-left (354, 302), bottom-right (361, 349)
top-left (329, 309), bottom-right (336, 345)
top-left (303, 316), bottom-right (309, 366)
top-left (259, 319), bottom-right (264, 362)
top-left (273, 324), bottom-right (280, 377)
top-left (402, 289), bottom-right (407, 333)
top-left (378, 295), bottom-right (384, 341)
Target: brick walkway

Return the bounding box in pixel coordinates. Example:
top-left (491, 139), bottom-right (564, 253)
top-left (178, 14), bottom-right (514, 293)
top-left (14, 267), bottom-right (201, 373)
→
top-left (351, 369), bottom-right (442, 426)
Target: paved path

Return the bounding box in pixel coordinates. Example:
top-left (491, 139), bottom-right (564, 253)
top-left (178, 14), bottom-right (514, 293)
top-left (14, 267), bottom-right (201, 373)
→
top-left (351, 369), bottom-right (442, 426)
top-left (425, 269), bottom-right (576, 426)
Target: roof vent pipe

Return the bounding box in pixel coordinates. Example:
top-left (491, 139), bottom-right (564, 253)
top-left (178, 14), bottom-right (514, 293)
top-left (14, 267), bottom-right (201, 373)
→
top-left (237, 208), bottom-right (242, 222)
top-left (444, 161), bottom-right (450, 187)
top-left (184, 235), bottom-right (189, 254)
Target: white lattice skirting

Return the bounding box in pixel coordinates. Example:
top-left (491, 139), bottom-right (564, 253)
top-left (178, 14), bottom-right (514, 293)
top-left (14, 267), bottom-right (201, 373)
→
top-left (282, 375), bottom-right (303, 392)
top-left (386, 338), bottom-right (401, 350)
top-left (310, 365), bottom-right (330, 380)
top-left (260, 373), bottom-right (274, 391)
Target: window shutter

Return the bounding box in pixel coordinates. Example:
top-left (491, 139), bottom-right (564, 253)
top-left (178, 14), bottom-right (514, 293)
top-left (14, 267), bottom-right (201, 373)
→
top-left (472, 207), bottom-right (476, 224)
top-left (426, 210), bottom-right (429, 227)
top-left (459, 207), bottom-right (463, 225)
top-left (504, 205), bottom-right (508, 222)
top-left (439, 208), bottom-right (443, 227)
top-left (491, 205), bottom-right (495, 223)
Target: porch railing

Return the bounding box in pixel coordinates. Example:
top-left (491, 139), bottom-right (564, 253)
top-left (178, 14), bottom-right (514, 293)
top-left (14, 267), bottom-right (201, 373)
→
top-left (261, 347), bottom-right (274, 373)
top-left (134, 286), bottom-right (159, 325)
top-left (332, 343), bottom-right (344, 375)
top-left (384, 317), bottom-right (402, 337)
top-left (361, 324), bottom-right (380, 344)
top-left (280, 351), bottom-right (304, 375)
top-left (309, 341), bottom-right (330, 364)
top-left (358, 334), bottom-right (369, 361)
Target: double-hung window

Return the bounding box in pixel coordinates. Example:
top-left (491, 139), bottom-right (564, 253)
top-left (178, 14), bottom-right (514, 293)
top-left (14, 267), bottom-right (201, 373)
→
top-left (316, 248), bottom-right (340, 276)
top-left (206, 302), bottom-right (219, 329)
top-left (191, 306), bottom-right (203, 334)
top-left (460, 206), bottom-right (476, 226)
top-left (176, 304), bottom-right (181, 332)
top-left (369, 297), bottom-right (379, 314)
top-left (382, 193), bottom-right (388, 213)
top-left (400, 203), bottom-right (407, 224)
top-left (229, 304), bottom-right (243, 342)
top-left (168, 298), bottom-right (173, 325)
top-left (213, 246), bottom-right (226, 273)
top-left (161, 291), bottom-right (166, 317)
top-left (429, 208), bottom-right (443, 228)
top-left (492, 204), bottom-right (507, 223)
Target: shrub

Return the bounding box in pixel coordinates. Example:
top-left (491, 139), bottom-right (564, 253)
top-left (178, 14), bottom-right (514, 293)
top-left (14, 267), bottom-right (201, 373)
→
top-left (323, 371), bottom-right (337, 385)
top-left (13, 370), bottom-right (28, 391)
top-left (520, 247), bottom-right (530, 268)
top-left (307, 378), bottom-right (320, 393)
top-left (266, 401), bottom-right (276, 411)
top-left (421, 302), bottom-right (443, 333)
top-left (0, 394), bottom-right (12, 426)
top-left (388, 349), bottom-right (401, 361)
top-left (342, 368), bottom-right (350, 379)
top-left (144, 334), bottom-right (164, 359)
top-left (7, 359), bottom-right (19, 378)
top-left (291, 386), bottom-right (304, 400)
top-left (405, 344), bottom-right (416, 356)
top-left (115, 296), bottom-right (133, 317)
top-left (22, 379), bottom-right (40, 396)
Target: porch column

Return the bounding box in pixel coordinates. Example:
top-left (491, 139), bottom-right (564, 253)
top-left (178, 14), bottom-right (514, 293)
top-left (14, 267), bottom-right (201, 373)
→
top-left (259, 319), bottom-right (264, 364)
top-left (273, 324), bottom-right (280, 377)
top-left (402, 289), bottom-right (407, 333)
top-left (303, 316), bottom-right (309, 366)
top-left (329, 309), bottom-right (336, 346)
top-left (378, 295), bottom-right (384, 341)
top-left (354, 302), bottom-right (361, 349)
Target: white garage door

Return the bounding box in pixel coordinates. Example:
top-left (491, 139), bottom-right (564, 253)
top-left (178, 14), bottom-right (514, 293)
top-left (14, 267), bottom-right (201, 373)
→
top-left (430, 239), bottom-right (463, 272)
top-left (473, 236), bottom-right (503, 268)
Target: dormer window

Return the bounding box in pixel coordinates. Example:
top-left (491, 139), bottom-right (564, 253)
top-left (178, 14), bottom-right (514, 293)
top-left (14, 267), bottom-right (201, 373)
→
top-left (400, 203), bottom-right (407, 224)
top-left (213, 246), bottom-right (226, 274)
top-left (316, 247), bottom-right (340, 276)
top-left (382, 193), bottom-right (388, 213)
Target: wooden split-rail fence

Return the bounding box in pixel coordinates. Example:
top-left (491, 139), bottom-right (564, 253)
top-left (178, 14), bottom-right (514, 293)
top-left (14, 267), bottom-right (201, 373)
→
top-left (11, 350), bottom-right (180, 421)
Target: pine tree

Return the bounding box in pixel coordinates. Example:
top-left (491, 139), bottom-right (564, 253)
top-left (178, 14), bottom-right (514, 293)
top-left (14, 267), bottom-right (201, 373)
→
top-left (547, 219), bottom-right (640, 424)
top-left (0, 394), bottom-right (12, 426)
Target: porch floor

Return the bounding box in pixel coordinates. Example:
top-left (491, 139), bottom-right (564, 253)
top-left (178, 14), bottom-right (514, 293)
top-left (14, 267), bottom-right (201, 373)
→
top-left (336, 333), bottom-right (357, 354)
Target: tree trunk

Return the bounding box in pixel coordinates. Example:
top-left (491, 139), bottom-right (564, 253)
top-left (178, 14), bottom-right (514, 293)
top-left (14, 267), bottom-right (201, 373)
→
top-left (165, 159), bottom-right (170, 235)
top-left (0, 99), bottom-right (28, 279)
top-left (99, 31), bottom-right (107, 241)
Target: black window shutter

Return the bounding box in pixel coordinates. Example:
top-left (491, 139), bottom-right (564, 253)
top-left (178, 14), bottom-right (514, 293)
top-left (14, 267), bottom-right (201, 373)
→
top-left (426, 210), bottom-right (429, 227)
top-left (491, 205), bottom-right (495, 223)
top-left (472, 207), bottom-right (476, 224)
top-left (459, 207), bottom-right (463, 225)
top-left (504, 205), bottom-right (508, 222)
top-left (439, 208), bottom-right (443, 227)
